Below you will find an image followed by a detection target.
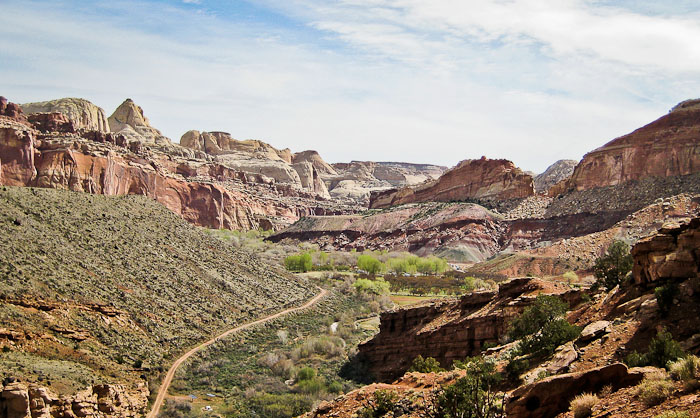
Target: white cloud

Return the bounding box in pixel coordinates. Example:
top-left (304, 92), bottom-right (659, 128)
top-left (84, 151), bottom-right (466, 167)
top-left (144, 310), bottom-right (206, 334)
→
top-left (1, 0), bottom-right (698, 173)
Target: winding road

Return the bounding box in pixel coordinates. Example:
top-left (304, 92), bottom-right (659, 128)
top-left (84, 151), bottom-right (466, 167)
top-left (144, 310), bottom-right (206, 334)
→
top-left (147, 287), bottom-right (328, 418)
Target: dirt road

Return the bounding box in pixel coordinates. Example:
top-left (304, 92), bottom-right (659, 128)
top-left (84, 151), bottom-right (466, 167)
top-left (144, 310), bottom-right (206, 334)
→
top-left (147, 287), bottom-right (328, 418)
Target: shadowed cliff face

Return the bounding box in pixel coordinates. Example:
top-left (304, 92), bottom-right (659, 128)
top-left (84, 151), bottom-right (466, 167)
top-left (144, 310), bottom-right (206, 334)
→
top-left (357, 278), bottom-right (579, 382)
top-left (369, 157), bottom-right (534, 209)
top-left (567, 99), bottom-right (700, 192)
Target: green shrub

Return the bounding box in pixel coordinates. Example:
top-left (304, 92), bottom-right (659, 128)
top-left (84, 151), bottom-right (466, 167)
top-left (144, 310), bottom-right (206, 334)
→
top-left (636, 374), bottom-right (675, 406)
top-left (246, 393), bottom-right (313, 418)
top-left (562, 271), bottom-right (578, 284)
top-left (569, 393), bottom-right (598, 418)
top-left (593, 240), bottom-right (633, 290)
top-left (296, 377), bottom-right (324, 395)
top-left (327, 381), bottom-right (344, 394)
top-left (669, 355), bottom-right (700, 390)
top-left (358, 390), bottom-right (398, 418)
top-left (655, 282), bottom-right (679, 317)
top-left (296, 366), bottom-right (316, 382)
top-left (284, 253), bottom-right (312, 272)
top-left (508, 295), bottom-right (580, 357)
top-left (436, 357), bottom-right (504, 418)
top-left (505, 356), bottom-right (529, 383)
top-left (407, 355), bottom-right (445, 373)
top-left (625, 329), bottom-right (685, 369)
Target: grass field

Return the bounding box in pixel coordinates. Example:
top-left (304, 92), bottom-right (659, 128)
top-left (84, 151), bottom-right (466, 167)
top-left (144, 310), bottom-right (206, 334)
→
top-left (389, 295), bottom-right (454, 306)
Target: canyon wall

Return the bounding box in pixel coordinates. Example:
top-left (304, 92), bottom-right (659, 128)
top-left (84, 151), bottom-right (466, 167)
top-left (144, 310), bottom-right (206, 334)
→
top-left (0, 380), bottom-right (147, 418)
top-left (567, 99), bottom-right (700, 192)
top-left (357, 278), bottom-right (577, 382)
top-left (631, 217), bottom-right (700, 286)
top-left (369, 157), bottom-right (534, 209)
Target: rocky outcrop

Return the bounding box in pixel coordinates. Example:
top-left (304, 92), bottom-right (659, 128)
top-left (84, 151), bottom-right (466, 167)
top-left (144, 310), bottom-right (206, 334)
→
top-left (27, 112), bottom-right (75, 133)
top-left (0, 120), bottom-right (36, 186)
top-left (505, 363), bottom-right (644, 418)
top-left (631, 217), bottom-right (700, 286)
top-left (21, 98), bottom-right (109, 132)
top-left (357, 278), bottom-right (577, 382)
top-left (108, 98), bottom-right (170, 145)
top-left (0, 380), bottom-right (148, 418)
top-left (533, 159), bottom-right (577, 194)
top-left (566, 99), bottom-right (700, 192)
top-left (270, 202), bottom-right (507, 262)
top-left (369, 157), bottom-right (534, 209)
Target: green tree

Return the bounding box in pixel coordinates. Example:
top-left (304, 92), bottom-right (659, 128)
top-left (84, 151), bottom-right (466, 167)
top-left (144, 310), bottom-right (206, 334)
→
top-left (436, 357), bottom-right (504, 418)
top-left (357, 254), bottom-right (385, 275)
top-left (593, 240), bottom-right (633, 290)
top-left (284, 252), bottom-right (313, 272)
top-left (625, 328), bottom-right (685, 369)
top-left (353, 278), bottom-right (390, 295)
top-left (407, 355), bottom-right (445, 373)
top-left (508, 295), bottom-right (580, 357)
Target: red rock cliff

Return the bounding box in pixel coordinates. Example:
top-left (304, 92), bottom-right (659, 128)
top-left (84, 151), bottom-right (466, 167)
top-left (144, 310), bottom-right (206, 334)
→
top-left (568, 99), bottom-right (700, 191)
top-left (1, 100), bottom-right (349, 230)
top-left (357, 278), bottom-right (577, 382)
top-left (369, 157), bottom-right (534, 209)
top-left (631, 217), bottom-right (700, 286)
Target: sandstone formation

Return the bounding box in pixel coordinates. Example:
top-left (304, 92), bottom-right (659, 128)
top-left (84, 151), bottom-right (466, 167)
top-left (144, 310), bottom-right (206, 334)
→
top-left (565, 99), bottom-right (700, 192)
top-left (357, 278), bottom-right (577, 382)
top-left (270, 203), bottom-right (507, 262)
top-left (0, 380), bottom-right (147, 418)
top-left (108, 98), bottom-right (170, 145)
top-left (21, 98), bottom-right (109, 132)
top-left (180, 130), bottom-right (331, 197)
top-left (1, 98), bottom-right (354, 231)
top-left (631, 217), bottom-right (700, 286)
top-left (369, 157), bottom-right (534, 209)
top-left (533, 159), bottom-right (577, 194)
top-left (505, 363), bottom-right (644, 418)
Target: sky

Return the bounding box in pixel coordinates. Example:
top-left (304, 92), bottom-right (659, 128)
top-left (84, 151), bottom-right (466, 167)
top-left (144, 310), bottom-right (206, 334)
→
top-left (2, 0), bottom-right (700, 173)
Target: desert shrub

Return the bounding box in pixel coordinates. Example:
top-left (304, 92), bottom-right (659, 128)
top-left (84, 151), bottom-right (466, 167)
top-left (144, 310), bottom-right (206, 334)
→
top-left (246, 393), bottom-right (313, 418)
top-left (407, 355), bottom-right (445, 373)
top-left (358, 390), bottom-right (398, 418)
top-left (296, 367), bottom-right (316, 382)
top-left (291, 336), bottom-right (345, 360)
top-left (669, 355), bottom-right (700, 390)
top-left (158, 400), bottom-right (196, 418)
top-left (508, 295), bottom-right (580, 357)
top-left (436, 357), bottom-right (504, 418)
top-left (296, 377), bottom-right (325, 395)
top-left (562, 271), bottom-right (578, 284)
top-left (505, 356), bottom-right (529, 383)
top-left (353, 278), bottom-right (390, 295)
top-left (569, 393), bottom-right (598, 418)
top-left (357, 255), bottom-right (385, 275)
top-left (625, 329), bottom-right (685, 369)
top-left (655, 282), bottom-right (679, 317)
top-left (655, 411), bottom-right (690, 418)
top-left (593, 240), bottom-right (633, 290)
top-left (284, 253), bottom-right (312, 272)
top-left (271, 358), bottom-right (296, 379)
top-left (636, 374), bottom-right (675, 406)
top-left (327, 380), bottom-right (344, 394)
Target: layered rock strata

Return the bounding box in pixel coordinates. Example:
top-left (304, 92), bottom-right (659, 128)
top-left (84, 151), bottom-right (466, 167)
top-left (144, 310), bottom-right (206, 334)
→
top-left (369, 157), bottom-right (534, 209)
top-left (357, 278), bottom-right (577, 382)
top-left (631, 217), bottom-right (700, 286)
top-left (21, 98), bottom-right (109, 132)
top-left (0, 380), bottom-right (147, 418)
top-left (1, 97), bottom-right (353, 230)
top-left (566, 99), bottom-right (700, 192)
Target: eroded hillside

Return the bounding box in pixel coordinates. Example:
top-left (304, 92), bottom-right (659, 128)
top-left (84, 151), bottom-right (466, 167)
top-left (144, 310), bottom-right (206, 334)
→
top-left (0, 186), bottom-right (316, 412)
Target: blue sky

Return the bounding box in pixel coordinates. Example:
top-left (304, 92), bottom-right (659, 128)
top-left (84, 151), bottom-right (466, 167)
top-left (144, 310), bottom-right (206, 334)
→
top-left (2, 0), bottom-right (699, 172)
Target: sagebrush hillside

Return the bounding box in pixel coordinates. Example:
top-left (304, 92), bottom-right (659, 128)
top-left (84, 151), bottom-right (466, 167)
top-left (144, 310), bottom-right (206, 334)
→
top-left (0, 186), bottom-right (315, 395)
